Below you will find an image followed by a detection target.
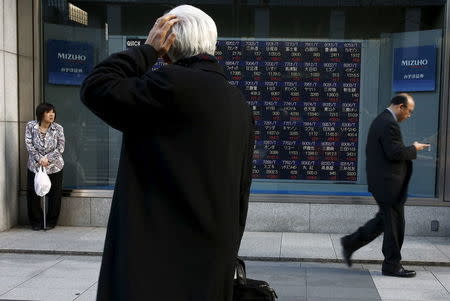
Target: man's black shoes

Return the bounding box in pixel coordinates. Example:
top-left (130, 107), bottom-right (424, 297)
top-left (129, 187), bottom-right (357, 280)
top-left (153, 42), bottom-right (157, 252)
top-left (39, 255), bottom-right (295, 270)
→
top-left (340, 237), bottom-right (353, 267)
top-left (31, 225), bottom-right (41, 231)
top-left (382, 267), bottom-right (416, 278)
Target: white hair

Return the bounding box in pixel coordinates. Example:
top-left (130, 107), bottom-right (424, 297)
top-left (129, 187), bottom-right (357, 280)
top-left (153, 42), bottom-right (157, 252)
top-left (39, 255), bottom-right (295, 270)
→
top-left (166, 5), bottom-right (217, 62)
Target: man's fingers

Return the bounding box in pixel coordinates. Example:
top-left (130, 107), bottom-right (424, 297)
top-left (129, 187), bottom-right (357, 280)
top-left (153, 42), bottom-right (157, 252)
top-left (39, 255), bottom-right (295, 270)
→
top-left (161, 18), bottom-right (178, 36)
top-left (158, 18), bottom-right (178, 52)
top-left (162, 32), bottom-right (177, 52)
top-left (163, 14), bottom-right (177, 22)
top-left (147, 14), bottom-right (178, 55)
top-left (155, 14), bottom-right (177, 28)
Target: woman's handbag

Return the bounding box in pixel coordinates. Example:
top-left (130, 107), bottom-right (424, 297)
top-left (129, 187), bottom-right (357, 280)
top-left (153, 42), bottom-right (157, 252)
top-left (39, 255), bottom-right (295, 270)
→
top-left (34, 166), bottom-right (52, 197)
top-left (233, 257), bottom-right (278, 301)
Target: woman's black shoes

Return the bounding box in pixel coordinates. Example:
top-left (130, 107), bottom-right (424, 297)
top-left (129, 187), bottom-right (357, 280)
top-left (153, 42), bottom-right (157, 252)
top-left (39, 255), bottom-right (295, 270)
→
top-left (31, 224), bottom-right (56, 230)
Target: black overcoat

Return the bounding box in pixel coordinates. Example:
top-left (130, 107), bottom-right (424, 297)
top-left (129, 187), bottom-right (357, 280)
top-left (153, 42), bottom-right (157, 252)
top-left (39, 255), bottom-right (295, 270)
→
top-left (80, 45), bottom-right (254, 301)
top-left (365, 109), bottom-right (416, 204)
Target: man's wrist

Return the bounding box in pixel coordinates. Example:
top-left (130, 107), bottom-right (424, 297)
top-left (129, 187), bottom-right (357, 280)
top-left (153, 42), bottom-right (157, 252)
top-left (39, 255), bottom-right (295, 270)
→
top-left (141, 44), bottom-right (159, 58)
top-left (137, 44), bottom-right (159, 70)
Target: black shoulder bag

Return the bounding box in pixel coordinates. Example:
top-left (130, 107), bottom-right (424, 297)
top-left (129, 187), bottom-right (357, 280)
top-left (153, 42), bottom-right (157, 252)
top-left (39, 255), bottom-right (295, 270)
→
top-left (233, 257), bottom-right (278, 301)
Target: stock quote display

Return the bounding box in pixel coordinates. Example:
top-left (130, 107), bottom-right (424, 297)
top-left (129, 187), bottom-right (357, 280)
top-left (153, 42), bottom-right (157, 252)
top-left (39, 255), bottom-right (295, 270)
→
top-left (215, 40), bottom-right (361, 181)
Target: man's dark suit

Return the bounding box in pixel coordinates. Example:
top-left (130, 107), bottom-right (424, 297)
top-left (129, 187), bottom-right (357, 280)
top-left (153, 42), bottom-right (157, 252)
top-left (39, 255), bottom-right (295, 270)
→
top-left (342, 109), bottom-right (416, 271)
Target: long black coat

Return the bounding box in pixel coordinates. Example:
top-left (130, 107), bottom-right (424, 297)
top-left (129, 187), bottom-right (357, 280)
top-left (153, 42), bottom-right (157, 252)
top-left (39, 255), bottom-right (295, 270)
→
top-left (80, 45), bottom-right (254, 301)
top-left (365, 109), bottom-right (416, 204)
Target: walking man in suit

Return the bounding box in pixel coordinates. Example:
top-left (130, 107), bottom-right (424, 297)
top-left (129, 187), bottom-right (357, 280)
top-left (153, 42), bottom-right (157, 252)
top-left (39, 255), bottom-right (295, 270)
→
top-left (341, 93), bottom-right (429, 277)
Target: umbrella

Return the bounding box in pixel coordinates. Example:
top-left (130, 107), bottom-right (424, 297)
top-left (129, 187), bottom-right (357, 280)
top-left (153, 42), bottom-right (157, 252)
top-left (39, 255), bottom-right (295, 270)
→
top-left (34, 166), bottom-right (52, 230)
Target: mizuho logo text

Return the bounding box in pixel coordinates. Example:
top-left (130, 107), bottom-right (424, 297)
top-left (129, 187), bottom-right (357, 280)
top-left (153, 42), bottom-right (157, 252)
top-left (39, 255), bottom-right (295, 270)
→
top-left (57, 53), bottom-right (87, 61)
top-left (401, 59), bottom-right (428, 67)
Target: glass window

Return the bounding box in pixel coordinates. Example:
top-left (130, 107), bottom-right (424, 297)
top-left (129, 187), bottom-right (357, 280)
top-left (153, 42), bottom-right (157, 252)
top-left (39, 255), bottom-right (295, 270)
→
top-left (42, 0), bottom-right (445, 198)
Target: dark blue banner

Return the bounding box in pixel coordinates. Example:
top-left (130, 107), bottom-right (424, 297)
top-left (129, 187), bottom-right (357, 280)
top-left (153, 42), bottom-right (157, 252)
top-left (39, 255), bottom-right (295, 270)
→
top-left (47, 39), bottom-right (93, 86)
top-left (393, 45), bottom-right (436, 92)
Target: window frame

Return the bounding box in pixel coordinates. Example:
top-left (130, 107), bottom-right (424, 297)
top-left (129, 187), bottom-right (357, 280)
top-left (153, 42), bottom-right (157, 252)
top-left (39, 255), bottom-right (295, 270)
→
top-left (30, 0), bottom-right (450, 205)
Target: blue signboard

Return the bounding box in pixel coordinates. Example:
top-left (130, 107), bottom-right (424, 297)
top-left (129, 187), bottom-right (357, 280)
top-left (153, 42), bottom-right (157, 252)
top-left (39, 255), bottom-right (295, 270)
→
top-left (393, 45), bottom-right (436, 92)
top-left (47, 39), bottom-right (93, 85)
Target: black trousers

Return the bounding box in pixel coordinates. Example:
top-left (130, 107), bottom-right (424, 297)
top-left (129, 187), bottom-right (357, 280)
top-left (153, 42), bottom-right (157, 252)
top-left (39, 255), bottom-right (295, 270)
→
top-left (343, 201), bottom-right (405, 271)
top-left (27, 169), bottom-right (63, 227)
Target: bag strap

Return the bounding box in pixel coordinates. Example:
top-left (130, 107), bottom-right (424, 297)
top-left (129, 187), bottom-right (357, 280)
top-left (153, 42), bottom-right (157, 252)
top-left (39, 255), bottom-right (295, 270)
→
top-left (236, 257), bottom-right (246, 286)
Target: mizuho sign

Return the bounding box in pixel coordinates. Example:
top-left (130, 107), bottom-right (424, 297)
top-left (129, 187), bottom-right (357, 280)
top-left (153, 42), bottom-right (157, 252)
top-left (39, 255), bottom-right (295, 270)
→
top-left (47, 39), bottom-right (93, 86)
top-left (393, 45), bottom-right (437, 92)
top-left (57, 53), bottom-right (88, 61)
top-left (400, 59), bottom-right (428, 67)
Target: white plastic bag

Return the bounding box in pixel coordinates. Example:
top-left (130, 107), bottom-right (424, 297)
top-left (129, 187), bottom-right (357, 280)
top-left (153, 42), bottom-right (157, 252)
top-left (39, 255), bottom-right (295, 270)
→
top-left (34, 166), bottom-right (51, 196)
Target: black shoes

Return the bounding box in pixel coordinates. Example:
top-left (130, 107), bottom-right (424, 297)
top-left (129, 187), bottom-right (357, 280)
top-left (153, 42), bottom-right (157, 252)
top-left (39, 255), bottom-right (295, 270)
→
top-left (382, 267), bottom-right (416, 278)
top-left (31, 224), bottom-right (56, 231)
top-left (340, 237), bottom-right (353, 267)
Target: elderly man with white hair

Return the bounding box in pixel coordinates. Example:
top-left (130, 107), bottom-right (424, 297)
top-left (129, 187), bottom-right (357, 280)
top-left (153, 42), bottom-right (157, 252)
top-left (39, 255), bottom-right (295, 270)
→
top-left (81, 4), bottom-right (254, 301)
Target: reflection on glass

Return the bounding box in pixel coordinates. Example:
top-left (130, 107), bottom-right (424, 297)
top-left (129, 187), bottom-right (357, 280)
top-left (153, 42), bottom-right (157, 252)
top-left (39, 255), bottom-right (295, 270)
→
top-left (42, 1), bottom-right (444, 197)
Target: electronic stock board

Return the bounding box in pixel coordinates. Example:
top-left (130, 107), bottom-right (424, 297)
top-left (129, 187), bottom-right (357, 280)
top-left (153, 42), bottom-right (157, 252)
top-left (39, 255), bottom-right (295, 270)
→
top-left (215, 40), bottom-right (361, 181)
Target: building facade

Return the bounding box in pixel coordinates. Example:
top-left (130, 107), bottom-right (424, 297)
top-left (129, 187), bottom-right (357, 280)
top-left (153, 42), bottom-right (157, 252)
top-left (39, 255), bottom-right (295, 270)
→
top-left (2, 0), bottom-right (450, 235)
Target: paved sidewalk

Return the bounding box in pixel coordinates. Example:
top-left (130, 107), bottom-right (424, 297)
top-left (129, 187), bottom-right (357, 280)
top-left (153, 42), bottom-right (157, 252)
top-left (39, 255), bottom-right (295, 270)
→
top-left (1, 254), bottom-right (450, 301)
top-left (1, 227), bottom-right (450, 265)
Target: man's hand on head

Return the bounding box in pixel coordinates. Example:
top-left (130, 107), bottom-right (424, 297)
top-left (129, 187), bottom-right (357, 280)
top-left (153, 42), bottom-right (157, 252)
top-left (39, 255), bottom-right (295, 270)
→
top-left (145, 15), bottom-right (178, 58)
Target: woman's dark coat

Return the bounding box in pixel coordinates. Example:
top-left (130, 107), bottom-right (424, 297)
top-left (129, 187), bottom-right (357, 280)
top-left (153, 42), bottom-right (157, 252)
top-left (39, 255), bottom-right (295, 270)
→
top-left (80, 45), bottom-right (254, 301)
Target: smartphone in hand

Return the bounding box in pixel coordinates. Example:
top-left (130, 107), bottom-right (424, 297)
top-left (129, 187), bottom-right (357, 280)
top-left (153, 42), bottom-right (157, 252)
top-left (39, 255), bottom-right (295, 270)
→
top-left (419, 143), bottom-right (432, 151)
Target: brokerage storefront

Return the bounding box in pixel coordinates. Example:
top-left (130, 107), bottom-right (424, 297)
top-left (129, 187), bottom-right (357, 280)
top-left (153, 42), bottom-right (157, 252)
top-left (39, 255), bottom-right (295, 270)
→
top-left (16, 0), bottom-right (450, 234)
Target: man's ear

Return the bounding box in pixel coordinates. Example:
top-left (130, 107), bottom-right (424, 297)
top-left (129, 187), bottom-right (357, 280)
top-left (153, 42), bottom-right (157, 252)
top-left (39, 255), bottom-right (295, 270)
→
top-left (162, 53), bottom-right (172, 64)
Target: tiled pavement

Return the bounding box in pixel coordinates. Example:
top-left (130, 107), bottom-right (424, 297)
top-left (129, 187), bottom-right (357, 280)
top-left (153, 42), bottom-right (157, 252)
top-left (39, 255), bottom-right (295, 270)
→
top-left (1, 227), bottom-right (450, 300)
top-left (0, 254), bottom-right (99, 301)
top-left (1, 254), bottom-right (450, 300)
top-left (2, 227), bottom-right (450, 266)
